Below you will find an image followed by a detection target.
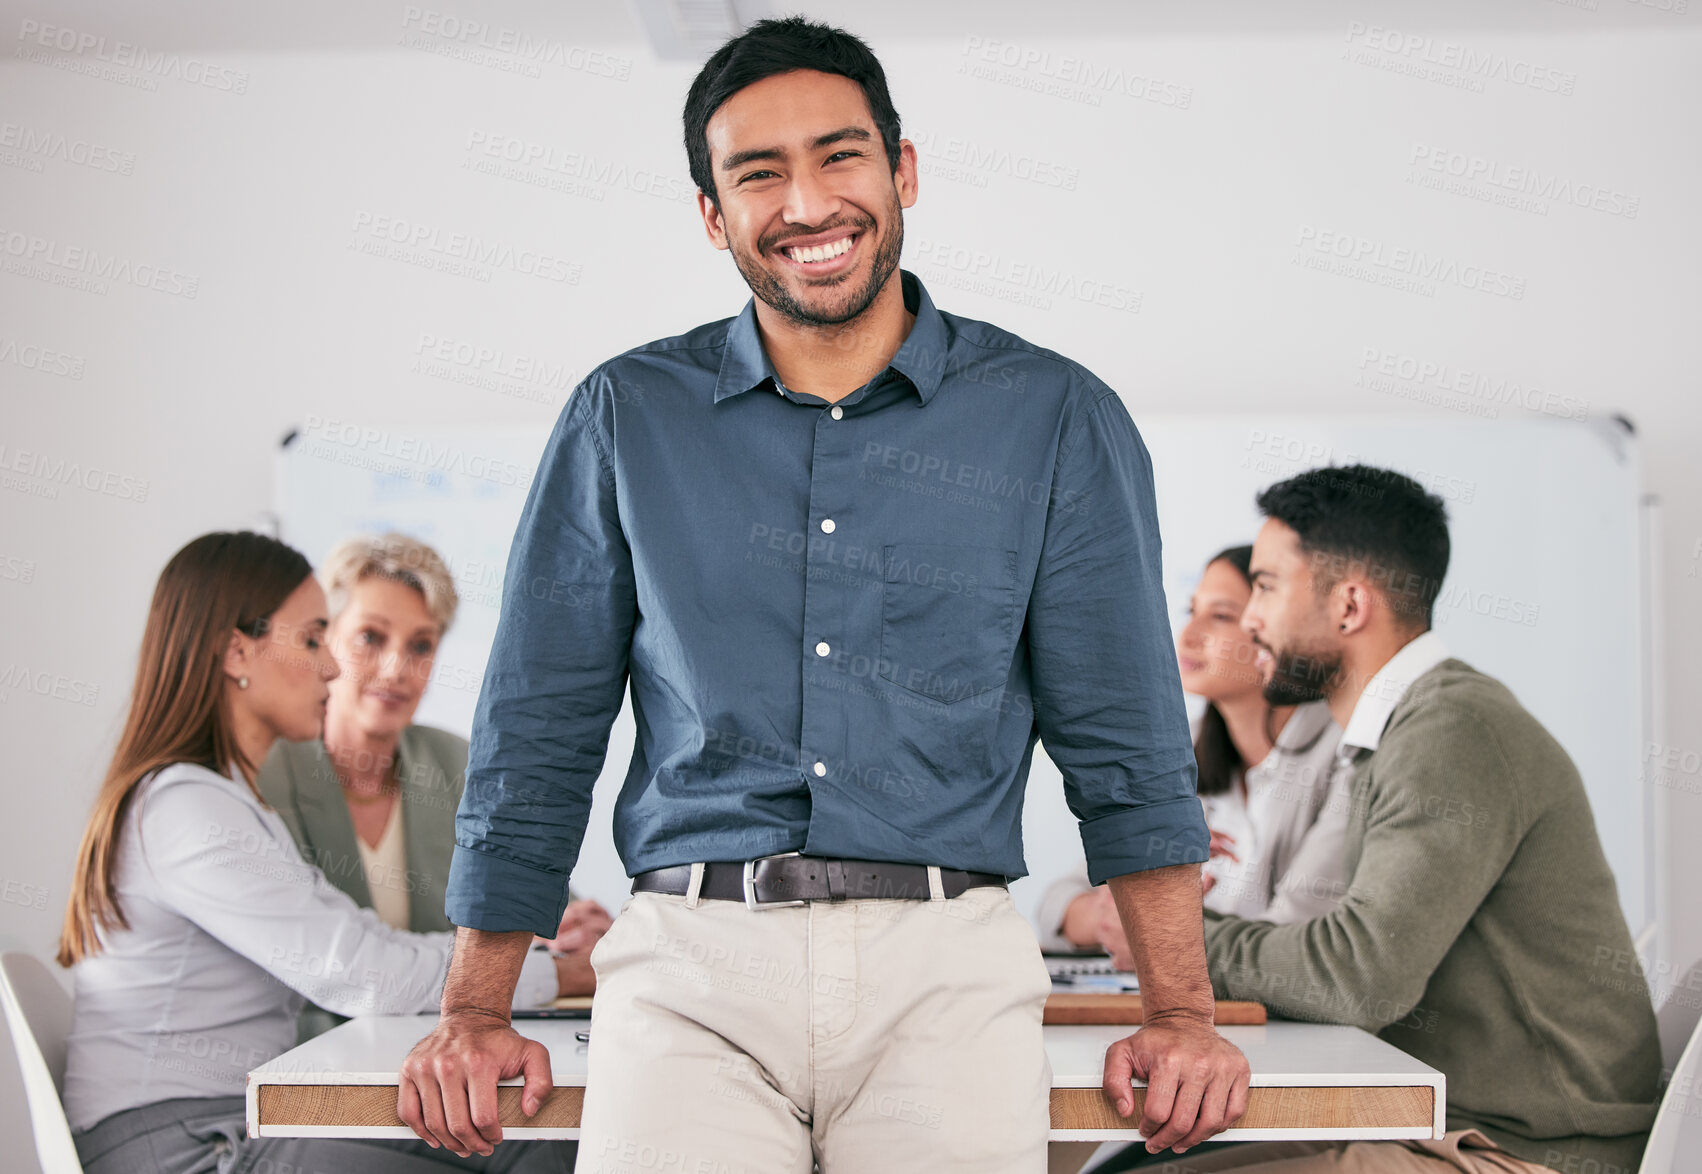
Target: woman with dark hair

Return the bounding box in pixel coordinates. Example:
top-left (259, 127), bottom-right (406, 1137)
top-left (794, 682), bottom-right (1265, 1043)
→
top-left (1036, 546), bottom-right (1347, 961)
top-left (58, 531), bottom-right (574, 1174)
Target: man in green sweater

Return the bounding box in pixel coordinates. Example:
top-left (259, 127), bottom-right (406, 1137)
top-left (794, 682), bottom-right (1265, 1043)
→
top-left (1134, 464), bottom-right (1661, 1172)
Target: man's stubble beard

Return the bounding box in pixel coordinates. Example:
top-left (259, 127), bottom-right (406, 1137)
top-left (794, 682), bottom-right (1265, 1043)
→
top-left (726, 197), bottom-right (904, 329)
top-left (1261, 641), bottom-right (1344, 706)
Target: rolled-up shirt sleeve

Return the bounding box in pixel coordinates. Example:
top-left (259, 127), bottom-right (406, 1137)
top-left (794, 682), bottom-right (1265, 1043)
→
top-left (1025, 389), bottom-right (1207, 885)
top-left (447, 376), bottom-right (638, 935)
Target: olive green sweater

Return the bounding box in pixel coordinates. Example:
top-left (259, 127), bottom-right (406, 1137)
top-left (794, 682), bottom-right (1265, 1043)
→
top-left (1204, 659), bottom-right (1660, 1173)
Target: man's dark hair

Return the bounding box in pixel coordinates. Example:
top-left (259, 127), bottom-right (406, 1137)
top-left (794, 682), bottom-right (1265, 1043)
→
top-left (1256, 465), bottom-right (1451, 630)
top-left (683, 16), bottom-right (903, 206)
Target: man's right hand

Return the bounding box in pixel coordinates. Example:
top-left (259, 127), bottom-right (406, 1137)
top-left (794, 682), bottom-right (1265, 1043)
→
top-left (397, 1009), bottom-right (553, 1158)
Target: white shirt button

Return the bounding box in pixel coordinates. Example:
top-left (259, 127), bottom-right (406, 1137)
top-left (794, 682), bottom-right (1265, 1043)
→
top-left (820, 518), bottom-right (835, 533)
top-left (830, 406), bottom-right (843, 420)
top-left (813, 761), bottom-right (827, 777)
top-left (815, 641), bottom-right (830, 657)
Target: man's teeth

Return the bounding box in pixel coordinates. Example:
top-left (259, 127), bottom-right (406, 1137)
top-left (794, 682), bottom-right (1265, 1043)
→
top-left (787, 236), bottom-right (853, 263)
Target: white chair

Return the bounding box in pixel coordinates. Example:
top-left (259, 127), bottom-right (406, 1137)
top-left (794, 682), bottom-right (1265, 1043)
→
top-left (0, 952), bottom-right (83, 1173)
top-left (1640, 958), bottom-right (1702, 1174)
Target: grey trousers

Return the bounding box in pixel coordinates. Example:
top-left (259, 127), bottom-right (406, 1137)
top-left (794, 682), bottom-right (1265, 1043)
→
top-left (73, 1095), bottom-right (576, 1174)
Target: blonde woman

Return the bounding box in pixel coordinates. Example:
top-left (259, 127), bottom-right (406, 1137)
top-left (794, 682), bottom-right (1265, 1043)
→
top-left (256, 534), bottom-right (607, 1040)
top-left (58, 531), bottom-right (575, 1173)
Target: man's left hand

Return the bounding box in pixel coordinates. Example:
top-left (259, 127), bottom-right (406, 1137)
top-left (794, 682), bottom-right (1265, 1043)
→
top-left (1102, 1013), bottom-right (1250, 1154)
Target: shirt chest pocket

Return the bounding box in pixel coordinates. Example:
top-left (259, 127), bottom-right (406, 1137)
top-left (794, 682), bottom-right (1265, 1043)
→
top-left (878, 543), bottom-right (1020, 703)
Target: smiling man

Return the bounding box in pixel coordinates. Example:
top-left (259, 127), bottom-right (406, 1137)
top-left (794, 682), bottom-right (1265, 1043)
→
top-left (397, 17), bottom-right (1246, 1171)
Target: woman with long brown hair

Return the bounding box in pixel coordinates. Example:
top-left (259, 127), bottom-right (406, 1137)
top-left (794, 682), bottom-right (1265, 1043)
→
top-left (58, 531), bottom-right (574, 1173)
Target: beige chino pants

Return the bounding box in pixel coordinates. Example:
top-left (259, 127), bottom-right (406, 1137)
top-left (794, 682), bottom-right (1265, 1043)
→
top-left (573, 880), bottom-right (1054, 1174)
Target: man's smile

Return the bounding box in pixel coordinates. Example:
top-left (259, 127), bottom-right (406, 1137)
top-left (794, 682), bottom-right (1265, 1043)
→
top-left (773, 228), bottom-right (862, 273)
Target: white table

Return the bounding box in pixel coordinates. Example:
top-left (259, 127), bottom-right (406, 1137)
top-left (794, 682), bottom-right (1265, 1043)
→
top-left (247, 1016), bottom-right (1444, 1151)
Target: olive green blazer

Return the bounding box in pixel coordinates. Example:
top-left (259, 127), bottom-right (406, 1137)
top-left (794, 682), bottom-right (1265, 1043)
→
top-left (259, 725), bottom-right (581, 1041)
top-left (257, 725), bottom-right (468, 1042)
top-left (257, 724), bottom-right (469, 934)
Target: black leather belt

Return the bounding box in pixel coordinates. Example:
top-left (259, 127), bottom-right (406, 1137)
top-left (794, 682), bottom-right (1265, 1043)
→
top-left (632, 854), bottom-right (1007, 909)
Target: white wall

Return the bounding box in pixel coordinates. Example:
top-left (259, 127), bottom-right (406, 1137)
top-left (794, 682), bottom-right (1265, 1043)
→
top-left (3, 2), bottom-right (1699, 1165)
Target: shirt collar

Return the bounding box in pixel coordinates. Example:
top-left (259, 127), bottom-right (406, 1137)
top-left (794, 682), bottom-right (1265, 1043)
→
top-left (1244, 699), bottom-right (1334, 789)
top-left (713, 269), bottom-right (947, 406)
top-left (1339, 630), bottom-right (1452, 755)
top-left (1273, 698), bottom-right (1335, 754)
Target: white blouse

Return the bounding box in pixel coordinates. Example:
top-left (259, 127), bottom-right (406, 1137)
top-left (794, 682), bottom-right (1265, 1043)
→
top-left (62, 761), bottom-right (558, 1131)
top-left (1198, 700), bottom-right (1347, 922)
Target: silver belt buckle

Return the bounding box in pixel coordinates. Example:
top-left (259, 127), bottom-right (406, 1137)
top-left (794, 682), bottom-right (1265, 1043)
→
top-left (743, 850), bottom-right (807, 911)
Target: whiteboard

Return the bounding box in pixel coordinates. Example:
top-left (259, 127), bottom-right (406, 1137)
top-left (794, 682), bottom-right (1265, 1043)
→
top-left (276, 412), bottom-right (1652, 943)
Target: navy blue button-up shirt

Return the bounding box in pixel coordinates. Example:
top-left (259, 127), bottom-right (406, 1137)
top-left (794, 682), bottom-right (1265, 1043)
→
top-left (446, 270), bottom-right (1206, 934)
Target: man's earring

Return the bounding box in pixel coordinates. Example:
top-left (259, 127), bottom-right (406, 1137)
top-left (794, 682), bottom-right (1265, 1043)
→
top-left (238, 676), bottom-right (250, 690)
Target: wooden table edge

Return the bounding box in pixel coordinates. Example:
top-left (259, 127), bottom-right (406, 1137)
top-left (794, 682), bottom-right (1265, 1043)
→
top-left (250, 1080), bottom-right (1441, 1140)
